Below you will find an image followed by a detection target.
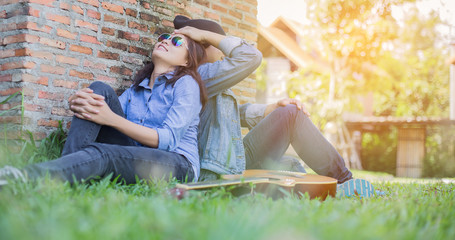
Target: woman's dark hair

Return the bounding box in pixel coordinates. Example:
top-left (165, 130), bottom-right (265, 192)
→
top-left (132, 36), bottom-right (208, 107)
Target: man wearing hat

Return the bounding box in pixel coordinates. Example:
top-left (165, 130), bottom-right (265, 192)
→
top-left (172, 16), bottom-right (355, 187)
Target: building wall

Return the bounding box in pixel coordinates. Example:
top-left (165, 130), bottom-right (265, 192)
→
top-left (0, 0), bottom-right (258, 139)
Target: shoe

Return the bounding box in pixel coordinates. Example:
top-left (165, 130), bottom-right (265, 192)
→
top-left (337, 178), bottom-right (375, 198)
top-left (0, 165), bottom-right (26, 187)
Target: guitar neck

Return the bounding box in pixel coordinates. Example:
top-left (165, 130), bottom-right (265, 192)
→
top-left (175, 177), bottom-right (266, 190)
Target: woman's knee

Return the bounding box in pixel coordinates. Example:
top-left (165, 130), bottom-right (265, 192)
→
top-left (89, 81), bottom-right (116, 96)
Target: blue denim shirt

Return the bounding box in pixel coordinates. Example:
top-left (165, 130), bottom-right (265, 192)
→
top-left (197, 36), bottom-right (262, 175)
top-left (118, 74), bottom-right (202, 180)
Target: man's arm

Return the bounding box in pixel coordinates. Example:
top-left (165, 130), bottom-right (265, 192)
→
top-left (175, 26), bottom-right (262, 98)
top-left (240, 99), bottom-right (310, 129)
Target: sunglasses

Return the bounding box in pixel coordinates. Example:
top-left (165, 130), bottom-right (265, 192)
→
top-left (157, 33), bottom-right (187, 48)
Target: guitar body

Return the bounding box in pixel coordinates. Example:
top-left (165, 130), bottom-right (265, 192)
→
top-left (174, 169), bottom-right (337, 200)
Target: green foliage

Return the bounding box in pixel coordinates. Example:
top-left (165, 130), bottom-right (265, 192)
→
top-left (361, 129), bottom-right (398, 175)
top-left (423, 126), bottom-right (455, 177)
top-left (0, 122), bottom-right (67, 167)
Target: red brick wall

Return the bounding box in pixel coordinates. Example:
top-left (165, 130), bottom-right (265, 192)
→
top-left (0, 0), bottom-right (258, 139)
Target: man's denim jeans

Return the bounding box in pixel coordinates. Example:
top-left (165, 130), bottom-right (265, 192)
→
top-left (25, 82), bottom-right (194, 184)
top-left (243, 105), bottom-right (352, 183)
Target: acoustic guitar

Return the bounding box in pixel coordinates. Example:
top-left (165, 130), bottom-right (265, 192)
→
top-left (172, 169), bottom-right (337, 200)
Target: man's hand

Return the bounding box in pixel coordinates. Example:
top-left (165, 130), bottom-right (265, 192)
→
top-left (174, 26), bottom-right (225, 48)
top-left (264, 98), bottom-right (310, 118)
top-left (276, 98), bottom-right (310, 116)
top-left (69, 88), bottom-right (105, 115)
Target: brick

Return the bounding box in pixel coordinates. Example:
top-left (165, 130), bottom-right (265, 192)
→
top-left (186, 6), bottom-right (203, 15)
top-left (97, 74), bottom-right (116, 82)
top-left (25, 103), bottom-right (45, 112)
top-left (122, 56), bottom-right (143, 65)
top-left (38, 119), bottom-right (60, 127)
top-left (41, 64), bottom-right (65, 75)
top-left (212, 4), bottom-right (228, 14)
top-left (83, 60), bottom-right (107, 70)
top-left (3, 34), bottom-right (39, 44)
top-left (72, 5), bottom-right (84, 14)
top-left (204, 11), bottom-right (220, 21)
top-left (70, 45), bottom-right (92, 55)
top-left (39, 37), bottom-right (66, 49)
top-left (0, 75), bottom-right (12, 82)
top-left (75, 20), bottom-right (98, 31)
top-left (56, 55), bottom-right (80, 65)
top-left (141, 36), bottom-right (155, 45)
top-left (221, 17), bottom-right (236, 27)
top-left (17, 22), bottom-right (52, 33)
top-left (118, 30), bottom-right (139, 41)
top-left (154, 6), bottom-right (172, 16)
top-left (107, 41), bottom-right (128, 51)
top-left (102, 27), bottom-right (115, 35)
top-left (129, 46), bottom-right (148, 56)
top-left (29, 0), bottom-right (55, 7)
top-left (0, 22), bottom-right (17, 32)
top-left (102, 2), bottom-right (124, 14)
top-left (5, 6), bottom-right (28, 18)
top-left (104, 14), bottom-right (125, 25)
top-left (80, 34), bottom-right (101, 44)
top-left (78, 0), bottom-right (99, 7)
top-left (110, 66), bottom-right (132, 76)
top-left (15, 48), bottom-right (29, 56)
top-left (0, 88), bottom-right (21, 96)
top-left (0, 0), bottom-right (25, 6)
top-left (125, 8), bottom-right (137, 17)
top-left (57, 28), bottom-right (77, 39)
top-left (22, 74), bottom-right (48, 85)
top-left (0, 116), bottom-right (21, 124)
top-left (60, 2), bottom-right (70, 10)
top-left (120, 0), bottom-right (137, 4)
top-left (128, 21), bottom-right (147, 32)
top-left (195, 0), bottom-right (210, 8)
top-left (70, 69), bottom-right (94, 80)
top-left (235, 3), bottom-right (250, 12)
top-left (98, 50), bottom-right (119, 60)
top-left (0, 49), bottom-right (15, 58)
top-left (2, 62), bottom-right (35, 70)
top-left (229, 10), bottom-right (242, 19)
top-left (140, 12), bottom-right (158, 22)
top-left (46, 13), bottom-right (71, 25)
top-left (162, 19), bottom-right (173, 27)
top-left (53, 79), bottom-right (78, 89)
top-left (28, 7), bottom-right (40, 17)
top-left (87, 9), bottom-right (101, 19)
top-left (140, 1), bottom-right (150, 9)
top-left (52, 107), bottom-right (73, 116)
top-left (39, 91), bottom-right (65, 100)
top-left (29, 50), bottom-right (54, 60)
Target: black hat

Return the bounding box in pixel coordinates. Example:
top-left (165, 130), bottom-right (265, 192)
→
top-left (173, 15), bottom-right (226, 36)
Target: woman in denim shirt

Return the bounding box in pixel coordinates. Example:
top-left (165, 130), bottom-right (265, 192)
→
top-left (0, 32), bottom-right (209, 185)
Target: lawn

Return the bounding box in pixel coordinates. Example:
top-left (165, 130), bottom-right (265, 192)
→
top-left (0, 167), bottom-right (454, 240)
top-left (0, 130), bottom-right (454, 240)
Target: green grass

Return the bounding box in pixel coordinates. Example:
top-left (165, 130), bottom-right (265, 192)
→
top-left (0, 176), bottom-right (454, 240)
top-left (0, 129), bottom-right (454, 239)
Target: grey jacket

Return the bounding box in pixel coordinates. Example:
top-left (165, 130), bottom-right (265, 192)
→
top-left (197, 36), bottom-right (263, 176)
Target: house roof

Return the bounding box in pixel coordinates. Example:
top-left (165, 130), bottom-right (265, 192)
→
top-left (258, 17), bottom-right (331, 72)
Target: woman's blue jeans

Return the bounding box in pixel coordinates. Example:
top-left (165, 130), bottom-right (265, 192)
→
top-left (243, 105), bottom-right (352, 183)
top-left (25, 82), bottom-right (194, 184)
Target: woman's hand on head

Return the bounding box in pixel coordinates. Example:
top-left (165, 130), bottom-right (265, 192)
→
top-left (69, 88), bottom-right (105, 115)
